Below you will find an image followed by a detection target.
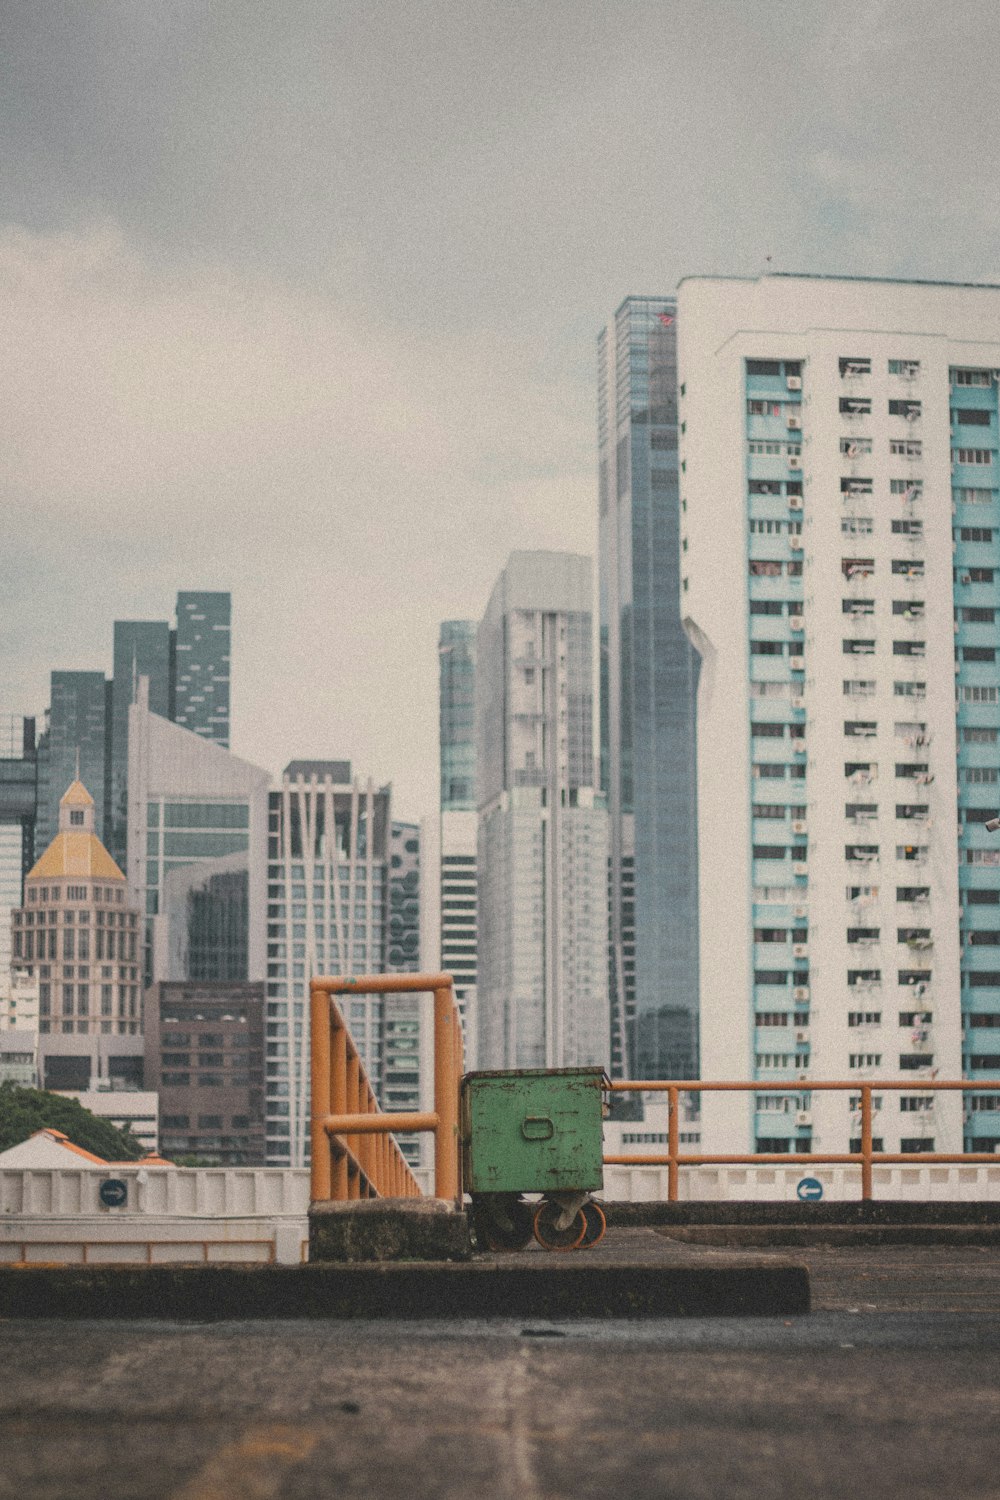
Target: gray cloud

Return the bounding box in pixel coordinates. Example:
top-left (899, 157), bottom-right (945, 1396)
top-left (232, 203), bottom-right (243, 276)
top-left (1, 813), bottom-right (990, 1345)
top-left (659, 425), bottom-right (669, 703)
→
top-left (4, 0), bottom-right (1000, 816)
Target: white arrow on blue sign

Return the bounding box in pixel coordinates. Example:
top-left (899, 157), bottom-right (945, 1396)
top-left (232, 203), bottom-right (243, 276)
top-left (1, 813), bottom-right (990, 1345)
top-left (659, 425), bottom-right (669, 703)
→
top-left (796, 1176), bottom-right (823, 1202)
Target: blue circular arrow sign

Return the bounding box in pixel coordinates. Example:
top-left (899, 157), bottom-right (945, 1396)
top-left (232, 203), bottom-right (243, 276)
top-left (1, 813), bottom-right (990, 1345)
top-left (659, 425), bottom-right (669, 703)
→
top-left (99, 1178), bottom-right (128, 1208)
top-left (796, 1176), bottom-right (823, 1202)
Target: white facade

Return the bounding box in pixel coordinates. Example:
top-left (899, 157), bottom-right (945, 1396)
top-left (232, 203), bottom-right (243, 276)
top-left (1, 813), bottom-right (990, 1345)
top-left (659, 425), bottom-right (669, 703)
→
top-left (61, 1091), bottom-right (160, 1153)
top-left (440, 808), bottom-right (478, 1067)
top-left (679, 274), bottom-right (1000, 1158)
top-left (128, 676), bottom-right (270, 984)
top-left (476, 552), bottom-right (611, 1070)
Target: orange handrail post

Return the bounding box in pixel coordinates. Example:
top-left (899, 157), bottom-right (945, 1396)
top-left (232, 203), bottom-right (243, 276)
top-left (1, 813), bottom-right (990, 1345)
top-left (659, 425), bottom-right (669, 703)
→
top-left (309, 972), bottom-right (462, 1205)
top-left (860, 1083), bottom-right (873, 1202)
top-left (310, 986), bottom-right (332, 1201)
top-left (667, 1085), bottom-right (680, 1203)
top-left (434, 983), bottom-right (460, 1203)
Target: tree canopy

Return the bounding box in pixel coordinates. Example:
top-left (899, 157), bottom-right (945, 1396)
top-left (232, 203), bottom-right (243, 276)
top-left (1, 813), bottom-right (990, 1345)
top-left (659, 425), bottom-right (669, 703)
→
top-left (0, 1082), bottom-right (145, 1160)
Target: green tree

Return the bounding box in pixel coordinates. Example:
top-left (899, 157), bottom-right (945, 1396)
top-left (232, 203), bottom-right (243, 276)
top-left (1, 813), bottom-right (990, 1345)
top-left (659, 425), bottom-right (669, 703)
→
top-left (0, 1082), bottom-right (145, 1160)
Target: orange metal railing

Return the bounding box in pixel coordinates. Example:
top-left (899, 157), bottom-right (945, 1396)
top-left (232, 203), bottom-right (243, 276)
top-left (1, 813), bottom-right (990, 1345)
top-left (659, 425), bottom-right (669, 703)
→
top-left (309, 973), bottom-right (463, 1205)
top-left (606, 1080), bottom-right (1000, 1201)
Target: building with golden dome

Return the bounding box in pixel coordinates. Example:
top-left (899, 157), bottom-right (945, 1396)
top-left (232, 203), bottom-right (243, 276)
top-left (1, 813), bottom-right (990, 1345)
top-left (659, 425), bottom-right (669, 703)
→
top-left (11, 781), bottom-right (141, 1036)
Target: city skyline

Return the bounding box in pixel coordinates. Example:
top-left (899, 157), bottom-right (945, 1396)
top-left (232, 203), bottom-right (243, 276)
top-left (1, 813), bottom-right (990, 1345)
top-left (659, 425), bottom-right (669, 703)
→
top-left (6, 4), bottom-right (1000, 830)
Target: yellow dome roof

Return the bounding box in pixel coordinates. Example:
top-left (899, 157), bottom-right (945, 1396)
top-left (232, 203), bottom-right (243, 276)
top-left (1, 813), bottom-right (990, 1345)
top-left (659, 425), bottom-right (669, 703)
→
top-left (60, 780), bottom-right (95, 808)
top-left (27, 833), bottom-right (125, 882)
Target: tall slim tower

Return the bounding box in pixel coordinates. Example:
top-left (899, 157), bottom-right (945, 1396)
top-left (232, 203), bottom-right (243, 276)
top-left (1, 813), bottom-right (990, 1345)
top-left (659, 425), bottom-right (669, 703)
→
top-left (439, 621), bottom-right (478, 1064)
top-left (598, 297), bottom-right (700, 1079)
top-left (476, 552), bottom-right (609, 1071)
top-left (173, 591), bottom-right (232, 748)
top-left (679, 271), bottom-right (1000, 1159)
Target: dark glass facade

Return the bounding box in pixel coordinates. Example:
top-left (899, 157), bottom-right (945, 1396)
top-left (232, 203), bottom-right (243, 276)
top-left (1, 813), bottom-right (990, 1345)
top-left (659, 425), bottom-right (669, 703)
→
top-left (439, 621), bottom-right (476, 810)
top-left (599, 297), bottom-right (700, 1078)
top-left (109, 621), bottom-right (172, 868)
top-left (174, 592), bottom-right (232, 748)
top-left (37, 673), bottom-right (107, 850)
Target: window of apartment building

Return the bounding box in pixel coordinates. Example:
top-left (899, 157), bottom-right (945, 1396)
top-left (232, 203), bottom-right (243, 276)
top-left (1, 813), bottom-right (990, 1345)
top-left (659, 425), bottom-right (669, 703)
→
top-left (844, 639), bottom-right (876, 655)
top-left (965, 727), bottom-right (999, 744)
top-left (840, 397), bottom-right (871, 415)
top-left (889, 400), bottom-right (921, 418)
top-left (964, 646), bottom-right (997, 662)
top-left (841, 436), bottom-right (873, 455)
top-left (751, 641), bottom-right (785, 655)
top-left (893, 641), bottom-right (925, 657)
top-left (892, 559), bottom-right (924, 576)
top-left (844, 681), bottom-right (876, 698)
top-left (889, 359), bottom-right (921, 376)
top-left (751, 722), bottom-right (785, 737)
top-left (954, 448), bottom-right (996, 465)
top-left (849, 1053), bottom-right (882, 1068)
top-left (842, 516), bottom-right (874, 536)
top-left (845, 722), bottom-right (878, 737)
top-left (953, 368), bottom-right (993, 386)
top-left (961, 685), bottom-right (999, 703)
top-left (753, 804), bottom-right (788, 820)
top-left (965, 767), bottom-right (1000, 783)
top-left (954, 409), bottom-right (993, 426)
top-left (847, 927), bottom-right (880, 943)
top-left (892, 520), bottom-right (923, 537)
top-left (894, 682), bottom-right (926, 698)
top-left (843, 558), bottom-right (874, 578)
top-left (840, 357), bottom-right (871, 376)
top-left (844, 600), bottom-right (875, 618)
top-left (960, 527), bottom-right (995, 542)
top-left (842, 476), bottom-right (873, 495)
top-left (956, 487), bottom-right (997, 504)
top-left (755, 1013), bottom-right (790, 1027)
top-left (846, 805), bottom-right (878, 822)
top-left (848, 1011), bottom-right (881, 1026)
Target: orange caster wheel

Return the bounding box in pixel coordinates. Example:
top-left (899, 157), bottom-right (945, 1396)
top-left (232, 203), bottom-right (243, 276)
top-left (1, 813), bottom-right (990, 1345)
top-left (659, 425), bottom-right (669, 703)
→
top-left (532, 1199), bottom-right (587, 1251)
top-left (580, 1201), bottom-right (606, 1248)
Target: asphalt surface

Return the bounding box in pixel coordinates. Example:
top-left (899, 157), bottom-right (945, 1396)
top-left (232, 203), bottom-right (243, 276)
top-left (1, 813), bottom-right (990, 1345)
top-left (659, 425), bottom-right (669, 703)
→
top-left (3, 1242), bottom-right (1000, 1499)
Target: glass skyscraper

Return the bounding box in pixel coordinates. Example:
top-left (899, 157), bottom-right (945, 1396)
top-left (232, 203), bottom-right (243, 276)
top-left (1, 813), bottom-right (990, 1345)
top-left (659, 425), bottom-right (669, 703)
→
top-left (174, 592), bottom-right (232, 748)
top-left (598, 297), bottom-right (700, 1080)
top-left (36, 673), bottom-right (108, 852)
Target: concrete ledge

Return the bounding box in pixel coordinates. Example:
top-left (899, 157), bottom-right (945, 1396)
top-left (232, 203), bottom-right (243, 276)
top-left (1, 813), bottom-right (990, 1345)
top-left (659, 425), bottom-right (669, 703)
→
top-left (660, 1223), bottom-right (1000, 1248)
top-left (0, 1258), bottom-right (809, 1320)
top-left (604, 1200), bottom-right (1000, 1227)
top-left (309, 1198), bottom-right (472, 1263)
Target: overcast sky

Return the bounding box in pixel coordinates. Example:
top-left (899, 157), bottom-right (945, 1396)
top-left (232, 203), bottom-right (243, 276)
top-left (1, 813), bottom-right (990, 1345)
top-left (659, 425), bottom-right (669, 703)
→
top-left (4, 0), bottom-right (1000, 821)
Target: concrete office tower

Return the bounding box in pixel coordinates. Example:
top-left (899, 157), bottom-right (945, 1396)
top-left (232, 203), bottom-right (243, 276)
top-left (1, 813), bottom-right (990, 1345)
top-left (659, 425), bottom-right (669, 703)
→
top-left (266, 763), bottom-right (392, 1167)
top-left (439, 621), bottom-right (479, 1064)
top-left (174, 592), bottom-right (232, 748)
top-left (144, 980), bottom-right (265, 1165)
top-left (386, 821), bottom-right (431, 1166)
top-left (476, 552), bottom-right (610, 1071)
top-left (127, 677), bottom-right (269, 988)
top-left (11, 781), bottom-right (142, 1037)
top-left (598, 298), bottom-right (700, 1080)
top-left (36, 673), bottom-right (108, 851)
top-left (0, 717), bottom-right (37, 986)
top-left (677, 272), bottom-right (1000, 1159)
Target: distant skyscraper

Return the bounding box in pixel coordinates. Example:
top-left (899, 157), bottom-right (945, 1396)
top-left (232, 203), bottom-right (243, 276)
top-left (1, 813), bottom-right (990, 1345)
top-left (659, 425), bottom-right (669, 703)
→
top-left (476, 552), bottom-right (610, 1071)
top-left (173, 592), bottom-right (232, 747)
top-left (127, 676), bottom-right (269, 988)
top-left (0, 716), bottom-right (37, 987)
top-left (598, 296), bottom-right (700, 1079)
top-left (36, 672), bottom-right (108, 851)
top-left (109, 621), bottom-right (172, 869)
top-left (439, 621), bottom-right (478, 1064)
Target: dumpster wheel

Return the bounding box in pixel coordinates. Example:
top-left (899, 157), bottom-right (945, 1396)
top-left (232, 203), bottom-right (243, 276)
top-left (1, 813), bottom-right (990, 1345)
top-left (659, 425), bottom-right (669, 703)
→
top-left (580, 1200), bottom-right (606, 1248)
top-left (472, 1194), bottom-right (534, 1252)
top-left (532, 1198), bottom-right (588, 1251)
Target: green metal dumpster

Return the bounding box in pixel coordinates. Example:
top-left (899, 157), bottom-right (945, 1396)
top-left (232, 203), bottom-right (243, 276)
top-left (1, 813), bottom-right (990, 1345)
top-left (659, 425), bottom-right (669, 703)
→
top-left (461, 1067), bottom-right (609, 1251)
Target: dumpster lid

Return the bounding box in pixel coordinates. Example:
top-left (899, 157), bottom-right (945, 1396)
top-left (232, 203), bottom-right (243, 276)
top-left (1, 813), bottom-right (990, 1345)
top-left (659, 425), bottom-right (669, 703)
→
top-left (463, 1066), bottom-right (610, 1086)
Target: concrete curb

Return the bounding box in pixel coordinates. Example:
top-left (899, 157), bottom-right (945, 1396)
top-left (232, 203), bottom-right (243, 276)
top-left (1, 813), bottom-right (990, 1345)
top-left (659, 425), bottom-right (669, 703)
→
top-left (0, 1259), bottom-right (809, 1320)
top-left (603, 1200), bottom-right (1000, 1227)
top-left (659, 1223), bottom-right (1000, 1248)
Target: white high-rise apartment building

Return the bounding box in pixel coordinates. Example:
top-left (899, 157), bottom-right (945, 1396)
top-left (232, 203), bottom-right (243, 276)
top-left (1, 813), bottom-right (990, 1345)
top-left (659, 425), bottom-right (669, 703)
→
top-left (679, 273), bottom-right (1000, 1160)
top-left (476, 552), bottom-right (610, 1070)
